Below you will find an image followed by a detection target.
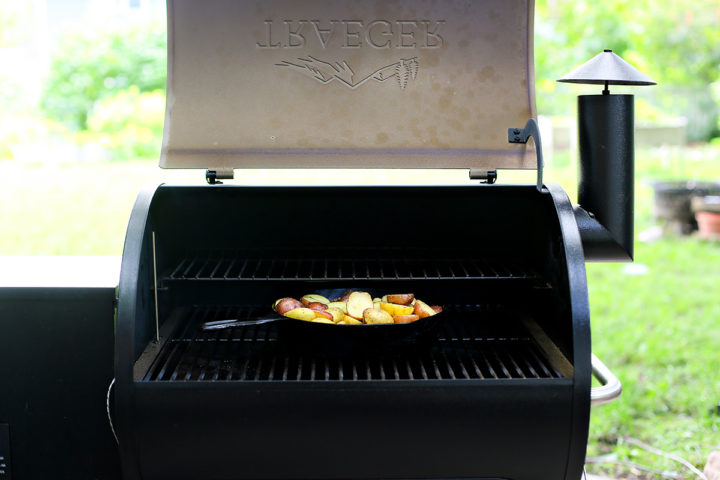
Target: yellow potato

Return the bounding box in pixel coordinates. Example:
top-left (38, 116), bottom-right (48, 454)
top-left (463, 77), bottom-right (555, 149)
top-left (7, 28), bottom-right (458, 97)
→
top-left (363, 307), bottom-right (394, 324)
top-left (379, 302), bottom-right (414, 317)
top-left (311, 318), bottom-right (334, 324)
top-left (346, 291), bottom-right (373, 319)
top-left (327, 301), bottom-right (347, 313)
top-left (343, 315), bottom-right (363, 325)
top-left (313, 310), bottom-right (334, 321)
top-left (283, 307), bottom-right (317, 321)
top-left (326, 307), bottom-right (345, 323)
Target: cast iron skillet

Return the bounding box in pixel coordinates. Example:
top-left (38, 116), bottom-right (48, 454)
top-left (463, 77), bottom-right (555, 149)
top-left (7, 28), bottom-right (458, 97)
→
top-left (202, 288), bottom-right (445, 355)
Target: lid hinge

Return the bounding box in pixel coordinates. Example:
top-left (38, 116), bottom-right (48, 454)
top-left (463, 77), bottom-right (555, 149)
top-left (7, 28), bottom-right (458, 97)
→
top-left (206, 169), bottom-right (234, 185)
top-left (508, 119), bottom-right (544, 192)
top-left (469, 169), bottom-right (497, 184)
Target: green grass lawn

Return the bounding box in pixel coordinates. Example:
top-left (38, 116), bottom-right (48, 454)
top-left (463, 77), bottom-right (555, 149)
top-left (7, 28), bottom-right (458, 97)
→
top-left (587, 238), bottom-right (720, 478)
top-left (1, 146), bottom-right (719, 478)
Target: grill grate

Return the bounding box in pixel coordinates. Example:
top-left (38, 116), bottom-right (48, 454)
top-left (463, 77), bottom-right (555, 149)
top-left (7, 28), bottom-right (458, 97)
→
top-left (164, 248), bottom-right (540, 282)
top-left (144, 306), bottom-right (564, 382)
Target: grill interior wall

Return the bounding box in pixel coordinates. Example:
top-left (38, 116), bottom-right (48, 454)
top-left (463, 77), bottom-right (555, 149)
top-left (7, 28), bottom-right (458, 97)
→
top-left (133, 185), bottom-right (574, 367)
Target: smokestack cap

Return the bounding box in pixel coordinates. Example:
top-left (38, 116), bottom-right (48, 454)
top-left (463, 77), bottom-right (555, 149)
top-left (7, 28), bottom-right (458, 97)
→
top-left (557, 50), bottom-right (656, 86)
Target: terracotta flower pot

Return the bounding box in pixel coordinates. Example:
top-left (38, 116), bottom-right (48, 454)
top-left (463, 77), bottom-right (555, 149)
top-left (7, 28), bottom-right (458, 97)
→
top-left (696, 211), bottom-right (720, 240)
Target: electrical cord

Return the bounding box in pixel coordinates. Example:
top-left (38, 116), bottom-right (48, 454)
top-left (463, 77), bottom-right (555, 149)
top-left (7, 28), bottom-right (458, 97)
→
top-left (106, 377), bottom-right (119, 445)
top-left (623, 437), bottom-right (708, 480)
top-left (586, 436), bottom-right (708, 480)
top-left (586, 457), bottom-right (681, 478)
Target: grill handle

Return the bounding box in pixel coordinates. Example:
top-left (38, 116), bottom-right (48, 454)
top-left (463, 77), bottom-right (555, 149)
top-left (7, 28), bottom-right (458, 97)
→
top-left (591, 353), bottom-right (622, 405)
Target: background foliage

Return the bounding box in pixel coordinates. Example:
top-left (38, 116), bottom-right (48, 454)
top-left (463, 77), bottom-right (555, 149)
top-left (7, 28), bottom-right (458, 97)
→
top-left (7, 0), bottom-right (719, 163)
top-left (40, 19), bottom-right (166, 132)
top-left (535, 0), bottom-right (720, 140)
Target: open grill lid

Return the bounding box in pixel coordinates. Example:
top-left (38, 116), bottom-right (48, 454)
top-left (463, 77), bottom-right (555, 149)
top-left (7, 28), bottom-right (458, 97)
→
top-left (161, 0), bottom-right (536, 170)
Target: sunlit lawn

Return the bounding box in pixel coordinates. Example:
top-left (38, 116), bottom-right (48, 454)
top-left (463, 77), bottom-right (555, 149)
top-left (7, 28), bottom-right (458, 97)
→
top-left (1, 145), bottom-right (719, 478)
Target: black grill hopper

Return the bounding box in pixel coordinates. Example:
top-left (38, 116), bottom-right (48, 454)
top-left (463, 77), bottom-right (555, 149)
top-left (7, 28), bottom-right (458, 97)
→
top-left (114, 1), bottom-right (632, 480)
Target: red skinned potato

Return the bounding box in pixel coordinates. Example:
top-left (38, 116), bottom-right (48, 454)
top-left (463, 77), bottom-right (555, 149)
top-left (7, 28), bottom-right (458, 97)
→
top-left (307, 302), bottom-right (328, 311)
top-left (431, 306), bottom-right (443, 314)
top-left (413, 299), bottom-right (437, 319)
top-left (394, 314), bottom-right (420, 324)
top-left (386, 294), bottom-right (415, 306)
top-left (274, 298), bottom-right (303, 315)
top-left (301, 294), bottom-right (329, 306)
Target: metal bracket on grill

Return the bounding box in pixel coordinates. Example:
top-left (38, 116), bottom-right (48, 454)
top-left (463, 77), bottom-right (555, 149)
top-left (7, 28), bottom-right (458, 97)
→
top-left (206, 168), bottom-right (234, 185)
top-left (508, 119), bottom-right (544, 192)
top-left (468, 169), bottom-right (497, 184)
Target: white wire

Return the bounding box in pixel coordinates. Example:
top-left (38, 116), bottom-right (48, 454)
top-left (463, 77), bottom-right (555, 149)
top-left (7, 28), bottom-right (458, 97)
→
top-left (587, 437), bottom-right (709, 480)
top-left (106, 377), bottom-right (119, 445)
top-left (622, 437), bottom-right (708, 480)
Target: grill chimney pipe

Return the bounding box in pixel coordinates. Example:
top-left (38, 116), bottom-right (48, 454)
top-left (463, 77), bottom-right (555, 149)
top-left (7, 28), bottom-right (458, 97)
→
top-left (557, 50), bottom-right (655, 262)
top-left (573, 94), bottom-right (635, 261)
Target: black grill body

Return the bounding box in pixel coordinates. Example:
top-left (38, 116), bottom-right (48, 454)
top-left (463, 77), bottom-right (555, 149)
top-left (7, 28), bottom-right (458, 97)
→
top-left (116, 183), bottom-right (591, 480)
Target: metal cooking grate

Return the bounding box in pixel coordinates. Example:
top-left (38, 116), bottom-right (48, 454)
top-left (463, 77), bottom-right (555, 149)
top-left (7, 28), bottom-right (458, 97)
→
top-left (144, 306), bottom-right (564, 382)
top-left (165, 248), bottom-right (540, 282)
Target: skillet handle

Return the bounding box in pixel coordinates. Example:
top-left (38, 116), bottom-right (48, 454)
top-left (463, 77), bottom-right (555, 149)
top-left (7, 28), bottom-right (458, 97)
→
top-left (591, 353), bottom-right (622, 406)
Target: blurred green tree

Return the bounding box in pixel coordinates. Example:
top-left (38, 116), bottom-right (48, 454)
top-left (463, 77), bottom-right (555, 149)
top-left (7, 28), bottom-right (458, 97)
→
top-left (80, 86), bottom-right (165, 160)
top-left (536, 0), bottom-right (720, 139)
top-left (40, 20), bottom-right (166, 131)
top-left (537, 0), bottom-right (720, 87)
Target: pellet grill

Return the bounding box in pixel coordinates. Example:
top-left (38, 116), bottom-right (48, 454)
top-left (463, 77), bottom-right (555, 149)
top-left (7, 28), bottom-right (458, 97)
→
top-left (114, 1), bottom-right (641, 479)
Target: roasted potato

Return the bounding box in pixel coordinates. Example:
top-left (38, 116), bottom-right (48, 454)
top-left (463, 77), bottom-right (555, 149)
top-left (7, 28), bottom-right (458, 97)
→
top-left (413, 299), bottom-right (437, 319)
top-left (327, 301), bottom-right (348, 313)
top-left (363, 307), bottom-right (394, 324)
top-left (274, 291), bottom-right (441, 325)
top-left (379, 302), bottom-right (414, 317)
top-left (325, 307), bottom-right (345, 323)
top-left (393, 314), bottom-right (420, 324)
top-left (307, 302), bottom-right (328, 311)
top-left (386, 294), bottom-right (415, 306)
top-left (343, 315), bottom-right (363, 325)
top-left (283, 307), bottom-right (317, 321)
top-left (301, 294), bottom-right (330, 306)
top-left (311, 318), bottom-right (335, 324)
top-left (313, 310), bottom-right (334, 321)
top-left (346, 291), bottom-right (373, 319)
top-left (338, 289), bottom-right (357, 303)
top-left (274, 297), bottom-right (304, 315)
